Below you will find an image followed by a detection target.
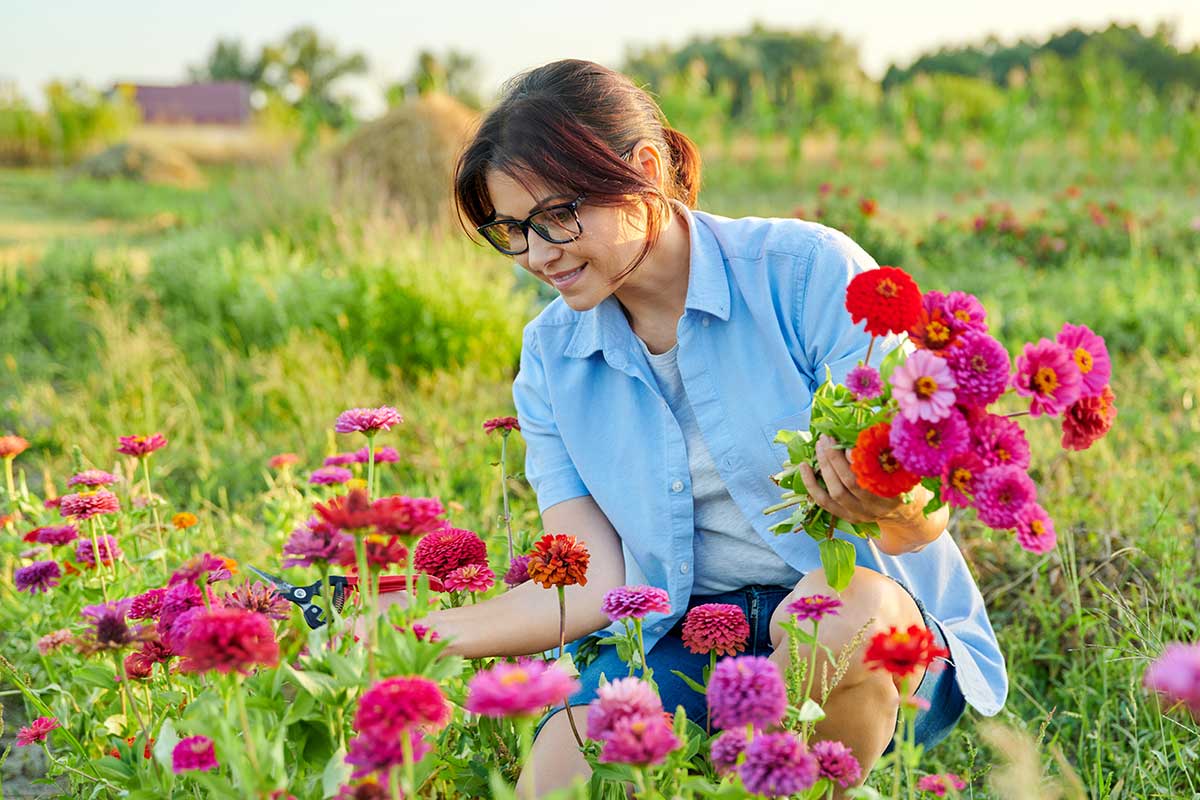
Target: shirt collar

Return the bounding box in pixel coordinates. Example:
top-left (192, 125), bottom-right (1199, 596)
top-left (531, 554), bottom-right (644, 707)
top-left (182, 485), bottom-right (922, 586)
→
top-left (564, 201), bottom-right (730, 362)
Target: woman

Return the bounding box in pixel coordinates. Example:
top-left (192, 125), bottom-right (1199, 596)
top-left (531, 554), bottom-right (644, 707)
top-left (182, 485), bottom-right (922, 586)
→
top-left (423, 58), bottom-right (1007, 796)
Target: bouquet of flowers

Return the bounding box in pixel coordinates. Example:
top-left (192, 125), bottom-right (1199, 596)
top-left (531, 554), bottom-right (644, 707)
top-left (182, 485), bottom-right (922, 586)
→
top-left (764, 266), bottom-right (1117, 591)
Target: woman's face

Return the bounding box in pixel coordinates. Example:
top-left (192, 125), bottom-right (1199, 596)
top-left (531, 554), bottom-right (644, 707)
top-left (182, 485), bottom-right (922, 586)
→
top-left (484, 168), bottom-right (651, 312)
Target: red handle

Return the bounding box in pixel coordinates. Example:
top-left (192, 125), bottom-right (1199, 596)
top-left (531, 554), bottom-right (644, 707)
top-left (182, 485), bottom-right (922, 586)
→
top-left (344, 574), bottom-right (445, 594)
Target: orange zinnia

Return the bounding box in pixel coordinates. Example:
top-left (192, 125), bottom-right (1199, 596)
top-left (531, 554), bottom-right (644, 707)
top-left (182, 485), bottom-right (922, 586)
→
top-left (172, 512), bottom-right (198, 529)
top-left (0, 435), bottom-right (29, 459)
top-left (849, 422), bottom-right (920, 498)
top-left (526, 534), bottom-right (589, 588)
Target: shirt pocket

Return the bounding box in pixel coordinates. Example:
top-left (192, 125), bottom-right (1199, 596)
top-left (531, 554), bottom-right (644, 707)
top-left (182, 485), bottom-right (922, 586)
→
top-left (761, 404), bottom-right (813, 467)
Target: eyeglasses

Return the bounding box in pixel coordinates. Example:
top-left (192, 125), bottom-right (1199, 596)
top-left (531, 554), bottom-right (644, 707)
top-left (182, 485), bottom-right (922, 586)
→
top-left (477, 193), bottom-right (587, 256)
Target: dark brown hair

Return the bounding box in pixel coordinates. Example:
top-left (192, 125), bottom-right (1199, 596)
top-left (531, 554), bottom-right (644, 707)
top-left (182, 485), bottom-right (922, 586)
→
top-left (453, 58), bottom-right (702, 284)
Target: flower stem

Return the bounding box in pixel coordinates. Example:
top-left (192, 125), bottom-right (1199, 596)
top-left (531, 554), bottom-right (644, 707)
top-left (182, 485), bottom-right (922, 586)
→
top-left (354, 534), bottom-right (376, 681)
top-left (500, 433), bottom-right (514, 561)
top-left (557, 585), bottom-right (584, 748)
top-left (113, 652), bottom-right (147, 740)
top-left (400, 730), bottom-right (416, 794)
top-left (42, 744), bottom-right (121, 792)
top-left (233, 676), bottom-right (261, 775)
top-left (89, 518), bottom-right (110, 602)
top-left (365, 433), bottom-right (376, 501)
top-left (140, 458), bottom-right (166, 565)
top-left (3, 456), bottom-right (16, 525)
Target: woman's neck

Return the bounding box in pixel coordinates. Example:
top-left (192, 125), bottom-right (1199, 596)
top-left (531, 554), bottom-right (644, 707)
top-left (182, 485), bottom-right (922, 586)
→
top-left (613, 201), bottom-right (692, 351)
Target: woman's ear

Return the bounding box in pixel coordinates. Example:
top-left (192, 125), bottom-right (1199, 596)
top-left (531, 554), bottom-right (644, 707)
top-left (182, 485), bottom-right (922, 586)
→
top-left (629, 140), bottom-right (666, 191)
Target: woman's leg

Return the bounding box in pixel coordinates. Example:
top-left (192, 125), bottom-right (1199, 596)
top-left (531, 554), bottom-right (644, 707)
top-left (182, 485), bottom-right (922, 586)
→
top-left (768, 565), bottom-right (928, 784)
top-left (515, 704), bottom-right (592, 799)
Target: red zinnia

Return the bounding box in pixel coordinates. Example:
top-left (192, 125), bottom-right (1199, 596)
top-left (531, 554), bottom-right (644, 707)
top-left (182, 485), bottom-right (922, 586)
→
top-left (1061, 385), bottom-right (1117, 451)
top-left (371, 495), bottom-right (447, 538)
top-left (483, 416), bottom-right (521, 435)
top-left (526, 533), bottom-right (590, 588)
top-left (315, 489), bottom-right (376, 531)
top-left (864, 624), bottom-right (949, 678)
top-left (844, 267), bottom-right (922, 337)
top-left (413, 527), bottom-right (488, 580)
top-left (681, 603), bottom-right (750, 656)
top-left (178, 607), bottom-right (280, 675)
top-left (849, 422), bottom-right (920, 497)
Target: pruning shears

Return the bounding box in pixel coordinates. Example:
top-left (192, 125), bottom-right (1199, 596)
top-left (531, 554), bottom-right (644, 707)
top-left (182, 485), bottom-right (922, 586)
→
top-left (247, 565), bottom-right (444, 629)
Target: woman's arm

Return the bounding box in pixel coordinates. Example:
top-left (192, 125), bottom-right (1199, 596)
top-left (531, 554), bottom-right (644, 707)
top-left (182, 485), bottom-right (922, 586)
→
top-left (417, 495), bottom-right (626, 659)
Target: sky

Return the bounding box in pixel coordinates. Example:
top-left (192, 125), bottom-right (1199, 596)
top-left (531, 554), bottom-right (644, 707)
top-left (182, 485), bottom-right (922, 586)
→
top-left (3, 0), bottom-right (1198, 117)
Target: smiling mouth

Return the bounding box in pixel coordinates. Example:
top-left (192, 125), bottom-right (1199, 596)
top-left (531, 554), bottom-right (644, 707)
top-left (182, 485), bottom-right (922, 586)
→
top-left (548, 263), bottom-right (587, 284)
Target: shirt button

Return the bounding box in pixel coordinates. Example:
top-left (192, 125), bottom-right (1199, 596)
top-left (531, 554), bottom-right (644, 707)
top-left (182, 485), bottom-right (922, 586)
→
top-left (702, 317), bottom-right (710, 328)
top-left (671, 480), bottom-right (684, 493)
top-left (680, 562), bottom-right (690, 574)
top-left (722, 456), bottom-right (734, 469)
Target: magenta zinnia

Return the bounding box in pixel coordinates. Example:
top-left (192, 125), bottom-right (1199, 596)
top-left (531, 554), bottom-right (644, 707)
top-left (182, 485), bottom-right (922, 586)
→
top-left (354, 676), bottom-right (451, 735)
top-left (465, 659), bottom-right (580, 717)
top-left (944, 330), bottom-right (1010, 408)
top-left (413, 527), bottom-right (488, 580)
top-left (1143, 642), bottom-right (1200, 718)
top-left (973, 465), bottom-right (1037, 530)
top-left (785, 594), bottom-right (843, 624)
top-left (77, 599), bottom-right (151, 654)
top-left (890, 410), bottom-right (970, 477)
top-left (711, 727), bottom-right (750, 775)
top-left (309, 466), bottom-right (353, 485)
top-left (1014, 503), bottom-right (1057, 554)
top-left (890, 349), bottom-right (958, 423)
top-left (737, 731), bottom-right (820, 797)
top-left (443, 563), bottom-right (496, 593)
top-left (67, 469), bottom-right (120, 487)
top-left (172, 735), bottom-right (218, 773)
top-left (179, 607), bottom-right (280, 675)
top-left (917, 773), bottom-right (967, 796)
top-left (941, 451), bottom-right (986, 508)
top-left (371, 494), bottom-right (447, 538)
top-left (117, 433), bottom-right (168, 458)
top-left (503, 554), bottom-right (531, 587)
top-left (283, 517), bottom-right (355, 567)
top-left (483, 416), bottom-right (521, 435)
top-left (75, 534), bottom-right (123, 568)
top-left (59, 489), bottom-right (120, 520)
top-left (16, 716), bottom-right (59, 746)
top-left (34, 524), bottom-right (79, 546)
top-left (1056, 322), bottom-right (1111, 399)
top-left (708, 655), bottom-right (788, 730)
top-left (1011, 338), bottom-right (1082, 417)
top-left (681, 603), bottom-right (750, 656)
top-left (811, 739), bottom-right (862, 788)
top-left (846, 364), bottom-right (884, 401)
top-left (15, 560), bottom-right (61, 594)
top-left (969, 412), bottom-right (1031, 470)
top-left (335, 406), bottom-right (403, 435)
top-left (601, 585), bottom-right (672, 622)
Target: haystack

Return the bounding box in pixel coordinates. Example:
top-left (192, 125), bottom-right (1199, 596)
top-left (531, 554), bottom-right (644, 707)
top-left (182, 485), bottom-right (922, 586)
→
top-left (72, 141), bottom-right (204, 188)
top-left (329, 92), bottom-right (479, 229)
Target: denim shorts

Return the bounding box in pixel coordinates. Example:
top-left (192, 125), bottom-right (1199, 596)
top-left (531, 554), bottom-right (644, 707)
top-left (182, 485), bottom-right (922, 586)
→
top-left (537, 577), bottom-right (967, 752)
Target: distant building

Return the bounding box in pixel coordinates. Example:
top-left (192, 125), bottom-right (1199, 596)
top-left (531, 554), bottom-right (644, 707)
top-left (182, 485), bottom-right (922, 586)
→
top-left (120, 82), bottom-right (252, 125)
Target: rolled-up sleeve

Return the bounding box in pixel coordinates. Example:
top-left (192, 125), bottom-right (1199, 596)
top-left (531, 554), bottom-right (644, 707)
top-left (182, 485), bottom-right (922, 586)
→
top-left (795, 229), bottom-right (912, 390)
top-left (512, 327), bottom-right (590, 514)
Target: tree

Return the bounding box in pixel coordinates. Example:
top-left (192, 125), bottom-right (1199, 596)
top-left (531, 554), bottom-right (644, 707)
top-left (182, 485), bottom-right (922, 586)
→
top-left (385, 49), bottom-right (483, 110)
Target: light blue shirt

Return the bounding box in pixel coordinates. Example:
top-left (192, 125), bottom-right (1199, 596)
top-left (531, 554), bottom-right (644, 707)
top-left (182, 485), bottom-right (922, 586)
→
top-left (512, 201), bottom-right (1007, 716)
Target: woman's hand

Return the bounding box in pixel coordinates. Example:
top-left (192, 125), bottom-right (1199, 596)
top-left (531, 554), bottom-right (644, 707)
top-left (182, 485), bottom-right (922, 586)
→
top-left (797, 434), bottom-right (947, 554)
top-left (351, 588), bottom-right (411, 641)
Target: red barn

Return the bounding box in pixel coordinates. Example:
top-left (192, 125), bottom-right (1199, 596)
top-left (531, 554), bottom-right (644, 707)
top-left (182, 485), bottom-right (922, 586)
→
top-left (124, 82), bottom-right (252, 125)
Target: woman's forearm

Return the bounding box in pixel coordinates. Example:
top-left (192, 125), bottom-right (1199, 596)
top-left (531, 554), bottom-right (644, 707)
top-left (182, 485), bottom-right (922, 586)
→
top-left (876, 485), bottom-right (949, 555)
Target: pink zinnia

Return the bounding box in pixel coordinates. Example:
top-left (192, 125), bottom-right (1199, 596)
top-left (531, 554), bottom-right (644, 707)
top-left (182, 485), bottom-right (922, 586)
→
top-left (889, 410), bottom-right (970, 477)
top-left (711, 727), bottom-right (750, 774)
top-left (586, 677), bottom-right (663, 740)
top-left (371, 495), bottom-right (447, 537)
top-left (283, 518), bottom-right (355, 568)
top-left (309, 466), bottom-right (352, 485)
top-left (346, 727), bottom-right (430, 779)
top-left (67, 469), bottom-right (120, 487)
top-left (681, 603), bottom-right (750, 656)
top-left (413, 527), bottom-right (488, 580)
top-left (16, 716), bottom-right (60, 746)
top-left (354, 676), bottom-right (451, 736)
top-left (354, 445), bottom-right (399, 464)
top-left (890, 349), bottom-right (958, 423)
top-left (846, 365), bottom-right (884, 401)
top-left (169, 553), bottom-right (233, 585)
top-left (601, 585), bottom-right (672, 622)
top-left (483, 416), bottom-right (521, 435)
top-left (59, 489), bottom-right (120, 520)
top-left (117, 433), bottom-right (168, 458)
top-left (179, 607), bottom-right (280, 675)
top-left (941, 451), bottom-right (986, 508)
top-left (503, 554), bottom-right (531, 587)
top-left (1011, 338), bottom-right (1082, 417)
top-left (1061, 385), bottom-right (1117, 451)
top-left (335, 406), bottom-right (403, 435)
top-left (35, 524), bottom-right (79, 546)
top-left (737, 731), bottom-right (819, 797)
top-left (599, 714), bottom-right (680, 765)
top-left (941, 290), bottom-right (988, 335)
top-left (1056, 323), bottom-right (1111, 399)
top-left (785, 594), bottom-right (842, 624)
top-left (1144, 642), bottom-right (1200, 718)
top-left (969, 412), bottom-right (1031, 470)
top-left (917, 772), bottom-right (967, 796)
top-left (222, 581), bottom-right (293, 620)
top-left (944, 331), bottom-right (1010, 408)
top-left (811, 739), bottom-right (862, 787)
top-left (37, 629), bottom-right (73, 655)
top-left (443, 563), bottom-right (496, 593)
top-left (973, 465), bottom-right (1038, 529)
top-left (323, 452), bottom-right (358, 467)
top-left (15, 560), bottom-right (61, 594)
top-left (1014, 503), bottom-right (1057, 554)
top-left (75, 534), bottom-right (123, 568)
top-left (708, 655), bottom-right (788, 730)
top-left (172, 735), bottom-right (218, 773)
top-left (465, 659), bottom-right (580, 717)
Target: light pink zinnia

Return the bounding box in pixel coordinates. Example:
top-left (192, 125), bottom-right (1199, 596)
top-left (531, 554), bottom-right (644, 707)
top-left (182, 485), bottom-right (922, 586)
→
top-left (890, 349), bottom-right (958, 423)
top-left (466, 659), bottom-right (580, 717)
top-left (708, 656), bottom-right (788, 730)
top-left (1014, 503), bottom-right (1057, 554)
top-left (969, 412), bottom-right (1031, 470)
top-left (941, 451), bottom-right (986, 508)
top-left (323, 452), bottom-right (359, 467)
top-left (117, 433), bottom-right (168, 458)
top-left (586, 677), bottom-right (664, 741)
top-left (67, 469), bottom-right (121, 487)
top-left (944, 330), bottom-right (1010, 408)
top-left (335, 406), bottom-right (403, 435)
top-left (917, 772), bottom-right (967, 796)
top-left (601, 585), bottom-right (672, 622)
top-left (1011, 338), bottom-right (1082, 417)
top-left (354, 445), bottom-right (399, 464)
top-left (889, 410), bottom-right (970, 477)
top-left (16, 716), bottom-right (59, 746)
top-left (1056, 323), bottom-right (1111, 399)
top-left (37, 629), bottom-right (73, 655)
top-left (846, 365), bottom-right (884, 401)
top-left (1144, 642), bottom-right (1200, 718)
top-left (172, 735), bottom-right (218, 773)
top-left (443, 563), bottom-right (496, 593)
top-left (59, 489), bottom-right (121, 520)
top-left (785, 594), bottom-right (843, 624)
top-left (973, 465), bottom-right (1037, 529)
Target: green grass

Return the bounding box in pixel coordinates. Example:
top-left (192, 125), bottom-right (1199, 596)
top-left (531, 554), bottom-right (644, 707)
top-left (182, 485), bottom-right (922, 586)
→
top-left (1, 137), bottom-right (1197, 797)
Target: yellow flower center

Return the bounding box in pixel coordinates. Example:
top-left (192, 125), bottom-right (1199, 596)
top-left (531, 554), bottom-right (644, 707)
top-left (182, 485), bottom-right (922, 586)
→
top-left (878, 451), bottom-right (900, 474)
top-left (971, 354), bottom-right (988, 373)
top-left (927, 321), bottom-right (951, 344)
top-left (924, 429), bottom-right (941, 447)
top-left (1031, 367), bottom-right (1059, 394)
top-left (500, 670), bottom-right (530, 686)
top-left (915, 376), bottom-right (939, 398)
top-left (996, 448), bottom-right (1010, 462)
top-left (1073, 347), bottom-right (1093, 374)
top-left (951, 468), bottom-right (973, 492)
top-left (954, 310), bottom-right (972, 323)
top-left (875, 279), bottom-right (899, 299)
top-left (1031, 520), bottom-right (1045, 535)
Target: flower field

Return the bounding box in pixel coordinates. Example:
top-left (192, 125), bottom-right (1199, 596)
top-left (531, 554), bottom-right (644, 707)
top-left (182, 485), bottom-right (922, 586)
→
top-left (1, 133), bottom-right (1198, 798)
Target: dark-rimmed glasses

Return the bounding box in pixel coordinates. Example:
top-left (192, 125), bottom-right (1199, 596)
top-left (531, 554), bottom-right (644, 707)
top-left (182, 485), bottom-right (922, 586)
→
top-left (477, 194), bottom-right (587, 256)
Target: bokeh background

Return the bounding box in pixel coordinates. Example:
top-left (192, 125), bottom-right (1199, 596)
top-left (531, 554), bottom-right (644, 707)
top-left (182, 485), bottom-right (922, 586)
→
top-left (2, 2), bottom-right (1198, 796)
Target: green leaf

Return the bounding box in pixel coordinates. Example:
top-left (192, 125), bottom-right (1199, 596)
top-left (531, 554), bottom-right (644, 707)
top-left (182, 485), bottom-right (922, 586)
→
top-left (152, 719), bottom-right (179, 770)
top-left (554, 651), bottom-right (580, 678)
top-left (321, 747), bottom-right (351, 799)
top-left (818, 537), bottom-right (857, 592)
top-left (75, 664), bottom-right (117, 690)
top-left (669, 669), bottom-right (708, 696)
top-left (91, 756), bottom-right (134, 783)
